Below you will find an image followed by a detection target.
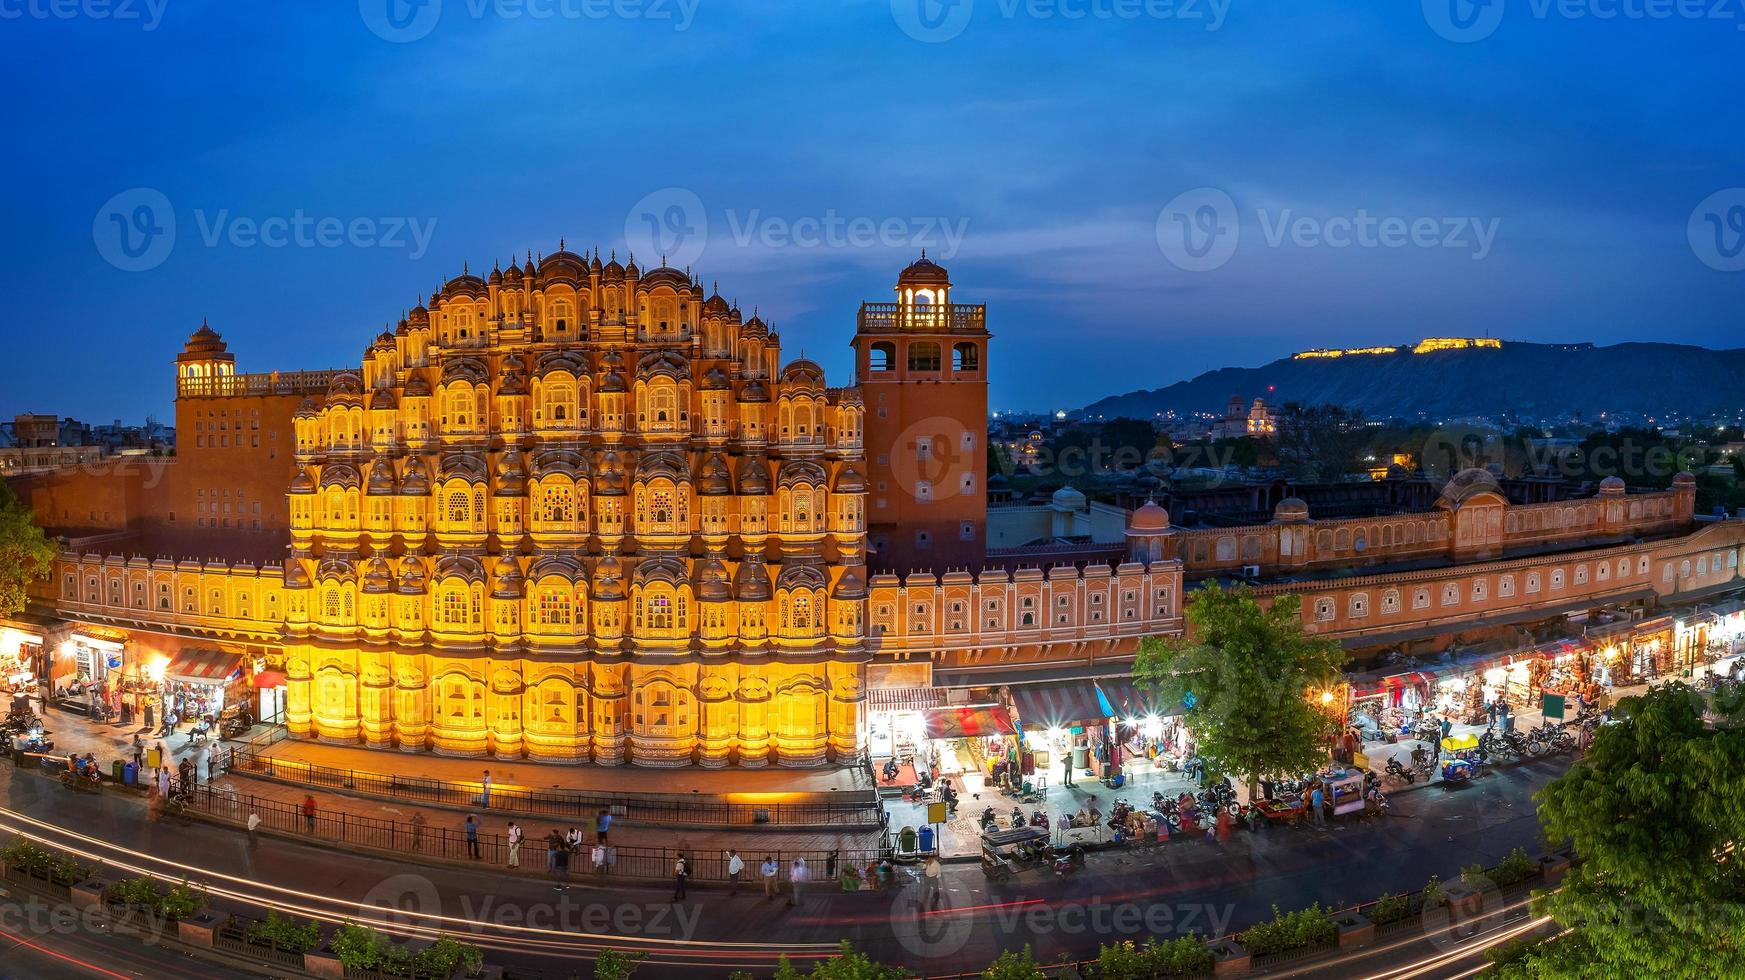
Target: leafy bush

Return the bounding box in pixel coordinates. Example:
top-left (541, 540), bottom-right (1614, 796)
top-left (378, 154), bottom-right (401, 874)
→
top-left (594, 948), bottom-right (645, 980)
top-left (104, 877), bottom-right (207, 921)
top-left (1, 839), bottom-right (87, 885)
top-left (982, 946), bottom-right (1046, 980)
top-left (247, 911), bottom-right (323, 953)
top-left (1489, 848), bottom-right (1537, 887)
top-left (1098, 937), bottom-right (1214, 978)
top-left (330, 923), bottom-right (483, 978)
top-left (1460, 862), bottom-right (1490, 885)
top-left (1421, 875), bottom-right (1446, 907)
top-left (1371, 892), bottom-right (1410, 925)
top-left (773, 940), bottom-right (909, 979)
top-left (1239, 903), bottom-right (1337, 956)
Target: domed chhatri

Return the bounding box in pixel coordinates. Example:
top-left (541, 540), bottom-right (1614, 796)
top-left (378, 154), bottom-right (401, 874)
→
top-left (278, 243), bottom-right (870, 769)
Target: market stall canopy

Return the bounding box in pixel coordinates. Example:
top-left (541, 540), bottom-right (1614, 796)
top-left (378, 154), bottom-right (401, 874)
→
top-left (164, 649), bottom-right (243, 685)
top-left (1093, 678), bottom-right (1188, 719)
top-left (922, 704), bottom-right (1016, 739)
top-left (250, 670), bottom-right (287, 689)
top-left (1008, 681), bottom-right (1106, 730)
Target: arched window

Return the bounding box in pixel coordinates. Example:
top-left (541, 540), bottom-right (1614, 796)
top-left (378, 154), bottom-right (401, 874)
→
top-left (869, 342), bottom-right (895, 372)
top-left (446, 490), bottom-right (470, 525)
top-left (907, 342), bottom-right (941, 372)
top-left (952, 342), bottom-right (979, 372)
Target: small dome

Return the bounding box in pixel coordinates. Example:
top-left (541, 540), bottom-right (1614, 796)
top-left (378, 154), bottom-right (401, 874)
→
top-left (781, 359), bottom-right (825, 386)
top-left (494, 451), bottom-right (527, 495)
top-left (1129, 498), bottom-right (1170, 532)
top-left (366, 459), bottom-right (396, 496)
top-left (738, 379), bottom-right (769, 403)
top-left (832, 564), bottom-right (868, 600)
top-left (403, 373), bottom-right (432, 398)
top-left (595, 451), bottom-right (627, 494)
top-left (696, 558), bottom-right (733, 601)
top-left (897, 253), bottom-right (951, 287)
top-left (737, 457), bottom-right (770, 495)
top-left (832, 462), bottom-right (866, 494)
top-left (592, 556), bottom-right (625, 598)
top-left (600, 370), bottom-right (627, 394)
top-left (398, 460), bottom-right (430, 495)
top-left (283, 561), bottom-right (311, 589)
top-left (701, 367), bottom-right (730, 391)
top-left (183, 321), bottom-right (228, 354)
top-left (1674, 471), bottom-right (1697, 486)
top-left (289, 466), bottom-right (316, 494)
top-left (1050, 486), bottom-right (1086, 511)
top-left (699, 454), bottom-right (733, 495)
top-left (397, 564), bottom-right (426, 593)
top-left (1273, 496), bottom-right (1311, 522)
top-left (704, 292), bottom-right (731, 316)
top-left (1599, 475), bottom-right (1627, 492)
top-left (734, 560), bottom-right (772, 601)
top-left (362, 558), bottom-right (393, 592)
top-left (294, 397), bottom-right (320, 420)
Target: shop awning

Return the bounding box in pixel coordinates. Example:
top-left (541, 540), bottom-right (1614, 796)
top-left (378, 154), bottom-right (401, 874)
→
top-left (923, 705), bottom-right (1016, 739)
top-left (1093, 678), bottom-right (1188, 719)
top-left (250, 670), bottom-right (287, 689)
top-left (164, 649), bottom-right (243, 685)
top-left (1008, 681), bottom-right (1106, 730)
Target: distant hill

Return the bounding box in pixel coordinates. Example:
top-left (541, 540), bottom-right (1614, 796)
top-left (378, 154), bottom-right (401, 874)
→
top-left (1079, 339), bottom-right (1745, 422)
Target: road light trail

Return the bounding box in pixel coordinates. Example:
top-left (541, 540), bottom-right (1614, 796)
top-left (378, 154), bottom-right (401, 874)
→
top-left (0, 803), bottom-right (840, 970)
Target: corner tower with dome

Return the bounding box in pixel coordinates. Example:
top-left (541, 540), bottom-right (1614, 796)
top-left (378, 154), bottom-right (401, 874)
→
top-left (852, 254), bottom-right (991, 574)
top-left (279, 246), bottom-right (868, 767)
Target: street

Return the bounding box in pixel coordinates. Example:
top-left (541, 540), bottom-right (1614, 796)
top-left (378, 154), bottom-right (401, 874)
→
top-left (0, 751), bottom-right (1572, 977)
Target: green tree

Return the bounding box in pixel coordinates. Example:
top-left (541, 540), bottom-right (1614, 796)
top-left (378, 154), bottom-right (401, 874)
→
top-left (1510, 684), bottom-right (1745, 978)
top-left (595, 948), bottom-right (645, 980)
top-left (772, 941), bottom-right (908, 979)
top-left (1134, 587), bottom-right (1346, 796)
top-left (1273, 403), bottom-right (1370, 483)
top-left (0, 481), bottom-right (55, 618)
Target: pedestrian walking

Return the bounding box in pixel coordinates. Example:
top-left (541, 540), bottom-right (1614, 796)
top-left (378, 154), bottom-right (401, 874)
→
top-left (246, 811), bottom-right (261, 848)
top-left (826, 850), bottom-right (838, 881)
top-left (789, 858), bottom-right (808, 907)
top-left (506, 822), bottom-right (523, 868)
top-left (545, 829), bottom-right (557, 873)
top-left (595, 808), bottom-right (611, 844)
top-left (410, 811), bottom-right (426, 852)
top-left (131, 734), bottom-right (143, 773)
top-left (727, 849), bottom-right (745, 896)
top-left (591, 843), bottom-right (608, 880)
top-left (479, 770), bottom-right (492, 808)
top-left (302, 794), bottom-right (317, 833)
top-left (921, 854), bottom-right (942, 909)
top-left (1309, 785), bottom-right (1325, 828)
top-left (1062, 754), bottom-right (1074, 787)
top-left (465, 815), bottom-right (480, 859)
top-left (672, 853), bottom-right (689, 901)
top-left (761, 855), bottom-right (779, 899)
top-left (154, 766), bottom-right (169, 799)
top-left (554, 832), bottom-right (571, 882)
top-left (206, 751), bottom-right (217, 784)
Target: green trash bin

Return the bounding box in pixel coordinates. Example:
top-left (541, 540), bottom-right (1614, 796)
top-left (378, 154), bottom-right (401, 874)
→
top-left (112, 760), bottom-right (125, 784)
top-left (899, 826), bottom-right (918, 853)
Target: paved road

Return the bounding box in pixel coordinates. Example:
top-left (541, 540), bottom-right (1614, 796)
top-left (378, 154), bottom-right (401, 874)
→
top-left (0, 751), bottom-right (1570, 977)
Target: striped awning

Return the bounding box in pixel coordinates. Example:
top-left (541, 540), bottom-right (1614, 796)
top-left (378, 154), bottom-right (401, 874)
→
top-left (867, 687), bottom-right (944, 712)
top-left (923, 705), bottom-right (1016, 739)
top-left (1009, 681), bottom-right (1106, 730)
top-left (1094, 678), bottom-right (1188, 719)
top-left (164, 649), bottom-right (243, 685)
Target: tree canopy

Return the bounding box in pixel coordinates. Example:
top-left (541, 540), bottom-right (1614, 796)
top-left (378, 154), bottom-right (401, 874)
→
top-left (1133, 587), bottom-right (1346, 791)
top-left (0, 481), bottom-right (55, 619)
top-left (1494, 683), bottom-right (1745, 978)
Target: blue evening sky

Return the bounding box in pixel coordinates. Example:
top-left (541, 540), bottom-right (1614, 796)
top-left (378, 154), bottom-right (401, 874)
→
top-left (1, 0), bottom-right (1741, 422)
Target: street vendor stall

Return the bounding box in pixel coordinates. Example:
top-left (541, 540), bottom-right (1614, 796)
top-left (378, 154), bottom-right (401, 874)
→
top-left (1326, 770), bottom-right (1366, 816)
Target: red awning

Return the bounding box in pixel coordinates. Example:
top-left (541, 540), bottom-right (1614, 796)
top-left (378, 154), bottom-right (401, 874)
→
top-left (164, 649), bottom-right (243, 685)
top-left (923, 705), bottom-right (1016, 739)
top-left (250, 670), bottom-right (287, 689)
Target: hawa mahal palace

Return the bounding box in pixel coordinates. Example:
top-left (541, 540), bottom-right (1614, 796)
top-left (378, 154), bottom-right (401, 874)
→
top-left (6, 249), bottom-right (1743, 768)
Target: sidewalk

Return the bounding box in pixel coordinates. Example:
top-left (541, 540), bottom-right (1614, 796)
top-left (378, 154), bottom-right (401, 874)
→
top-left (884, 758), bottom-right (1200, 859)
top-left (191, 773), bottom-right (887, 885)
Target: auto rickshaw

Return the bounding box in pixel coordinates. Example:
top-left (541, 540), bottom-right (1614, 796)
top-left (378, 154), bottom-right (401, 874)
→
top-left (980, 826), bottom-right (1052, 881)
